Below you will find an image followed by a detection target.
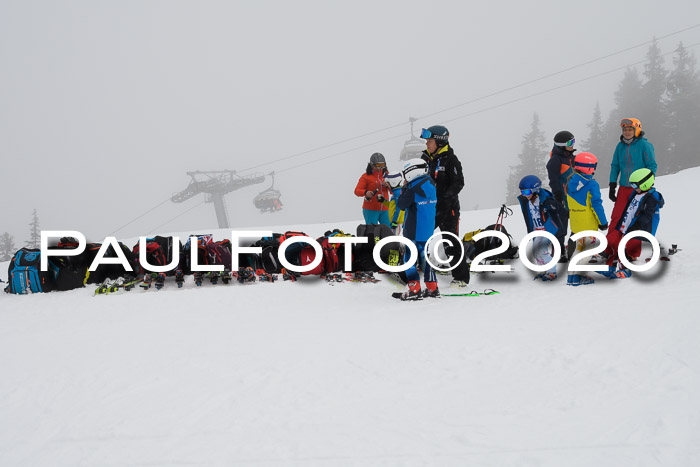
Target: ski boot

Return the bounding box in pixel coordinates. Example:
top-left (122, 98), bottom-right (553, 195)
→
top-left (194, 271), bottom-right (204, 286)
top-left (221, 270), bottom-right (232, 284)
top-left (175, 269), bottom-right (184, 288)
top-left (597, 265), bottom-right (632, 279)
top-left (237, 267), bottom-right (256, 284)
top-left (281, 268), bottom-right (298, 282)
top-left (566, 274), bottom-right (595, 286)
top-left (534, 272), bottom-right (557, 281)
top-left (354, 272), bottom-right (368, 283)
top-left (392, 280), bottom-right (423, 301)
top-left (154, 272), bottom-right (166, 290)
top-left (209, 272), bottom-right (219, 285)
top-left (140, 273), bottom-right (154, 290)
top-left (256, 269), bottom-right (277, 283)
top-left (422, 281), bottom-right (441, 298)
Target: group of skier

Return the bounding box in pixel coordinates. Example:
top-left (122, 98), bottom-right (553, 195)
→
top-left (520, 117), bottom-right (663, 286)
top-left (355, 117), bottom-right (664, 300)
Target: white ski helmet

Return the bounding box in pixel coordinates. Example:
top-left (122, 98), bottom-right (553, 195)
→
top-left (402, 158), bottom-right (429, 183)
top-left (385, 172), bottom-right (404, 189)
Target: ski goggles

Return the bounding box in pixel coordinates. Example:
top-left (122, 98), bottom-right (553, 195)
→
top-left (554, 138), bottom-right (575, 148)
top-left (372, 162), bottom-right (386, 168)
top-left (620, 119), bottom-right (636, 128)
top-left (520, 188), bottom-right (538, 196)
top-left (420, 128), bottom-right (433, 139)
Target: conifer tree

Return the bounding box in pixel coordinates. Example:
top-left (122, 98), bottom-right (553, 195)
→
top-left (25, 209), bottom-right (41, 249)
top-left (506, 113), bottom-right (548, 201)
top-left (639, 38), bottom-right (670, 174)
top-left (0, 232), bottom-right (16, 261)
top-left (665, 42), bottom-right (700, 173)
top-left (601, 68), bottom-right (645, 179)
top-left (582, 102), bottom-right (609, 171)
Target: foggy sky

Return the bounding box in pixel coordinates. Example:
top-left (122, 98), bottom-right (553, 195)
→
top-left (2, 0), bottom-right (699, 244)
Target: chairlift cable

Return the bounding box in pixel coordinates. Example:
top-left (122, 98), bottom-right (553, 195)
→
top-left (238, 23), bottom-right (700, 174)
top-left (273, 40), bottom-right (700, 175)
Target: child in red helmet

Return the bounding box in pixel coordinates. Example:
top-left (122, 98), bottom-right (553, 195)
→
top-left (566, 152), bottom-right (608, 286)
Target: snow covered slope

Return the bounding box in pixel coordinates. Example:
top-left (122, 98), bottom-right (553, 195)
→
top-left (1, 169), bottom-right (699, 466)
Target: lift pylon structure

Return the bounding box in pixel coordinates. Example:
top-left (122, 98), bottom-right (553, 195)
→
top-left (171, 170), bottom-right (266, 228)
top-left (399, 117), bottom-right (427, 161)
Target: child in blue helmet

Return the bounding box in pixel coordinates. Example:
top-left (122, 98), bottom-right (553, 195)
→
top-left (516, 175), bottom-right (567, 281)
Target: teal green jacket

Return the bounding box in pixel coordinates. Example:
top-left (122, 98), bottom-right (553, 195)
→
top-left (610, 132), bottom-right (657, 187)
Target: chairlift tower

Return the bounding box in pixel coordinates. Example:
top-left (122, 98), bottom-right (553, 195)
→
top-left (399, 117), bottom-right (427, 161)
top-left (171, 170), bottom-right (265, 228)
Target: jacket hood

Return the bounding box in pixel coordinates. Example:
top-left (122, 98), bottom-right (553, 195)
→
top-left (656, 191), bottom-right (665, 209)
top-left (568, 173), bottom-right (593, 194)
top-left (647, 188), bottom-right (665, 209)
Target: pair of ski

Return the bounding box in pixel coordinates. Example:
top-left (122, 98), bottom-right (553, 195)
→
top-left (391, 288), bottom-right (500, 300)
top-left (323, 272), bottom-right (380, 284)
top-left (94, 276), bottom-right (142, 295)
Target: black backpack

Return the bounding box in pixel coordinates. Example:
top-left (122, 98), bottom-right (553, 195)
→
top-left (353, 224), bottom-right (402, 272)
top-left (463, 224), bottom-right (519, 261)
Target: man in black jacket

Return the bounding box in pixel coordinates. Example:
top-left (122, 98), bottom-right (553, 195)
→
top-left (420, 125), bottom-right (470, 287)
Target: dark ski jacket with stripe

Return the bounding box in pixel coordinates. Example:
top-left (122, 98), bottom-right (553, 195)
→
top-left (546, 145), bottom-right (576, 203)
top-left (614, 188), bottom-right (664, 236)
top-left (421, 145), bottom-right (464, 221)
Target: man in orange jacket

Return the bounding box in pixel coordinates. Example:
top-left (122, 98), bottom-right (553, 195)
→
top-left (354, 153), bottom-right (391, 226)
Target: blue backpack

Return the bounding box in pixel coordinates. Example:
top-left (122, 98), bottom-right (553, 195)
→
top-left (6, 248), bottom-right (58, 294)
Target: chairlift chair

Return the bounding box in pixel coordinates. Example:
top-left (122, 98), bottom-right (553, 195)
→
top-left (254, 172), bottom-right (283, 213)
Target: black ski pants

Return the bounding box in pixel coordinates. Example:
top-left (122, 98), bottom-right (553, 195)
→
top-left (437, 208), bottom-right (471, 283)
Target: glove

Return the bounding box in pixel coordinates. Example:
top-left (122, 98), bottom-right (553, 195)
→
top-left (599, 223), bottom-right (608, 231)
top-left (364, 191), bottom-right (375, 201)
top-left (608, 182), bottom-right (617, 202)
top-left (376, 194), bottom-right (385, 203)
top-left (553, 191), bottom-right (564, 204)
